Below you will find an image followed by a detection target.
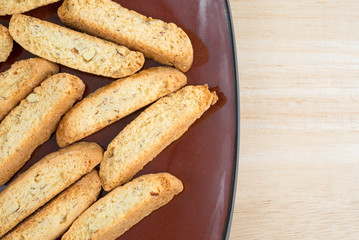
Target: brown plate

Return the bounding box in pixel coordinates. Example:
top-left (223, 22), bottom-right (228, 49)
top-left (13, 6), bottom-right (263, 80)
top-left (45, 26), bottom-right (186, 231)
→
top-left (0, 0), bottom-right (239, 239)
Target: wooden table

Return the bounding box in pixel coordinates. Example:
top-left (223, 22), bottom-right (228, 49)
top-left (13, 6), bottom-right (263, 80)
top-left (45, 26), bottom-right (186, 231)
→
top-left (229, 0), bottom-right (359, 239)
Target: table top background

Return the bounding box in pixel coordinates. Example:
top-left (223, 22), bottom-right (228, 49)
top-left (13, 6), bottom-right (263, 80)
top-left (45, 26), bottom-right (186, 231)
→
top-left (228, 0), bottom-right (359, 239)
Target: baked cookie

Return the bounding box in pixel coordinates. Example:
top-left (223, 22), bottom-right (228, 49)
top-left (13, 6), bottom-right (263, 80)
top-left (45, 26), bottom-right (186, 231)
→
top-left (0, 0), bottom-right (61, 16)
top-left (100, 85), bottom-right (217, 191)
top-left (58, 0), bottom-right (193, 72)
top-left (9, 14), bottom-right (144, 78)
top-left (0, 24), bottom-right (13, 62)
top-left (62, 173), bottom-right (183, 240)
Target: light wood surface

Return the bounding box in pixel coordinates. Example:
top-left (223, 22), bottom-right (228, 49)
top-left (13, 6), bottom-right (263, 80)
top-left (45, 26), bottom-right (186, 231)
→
top-left (229, 0), bottom-right (359, 239)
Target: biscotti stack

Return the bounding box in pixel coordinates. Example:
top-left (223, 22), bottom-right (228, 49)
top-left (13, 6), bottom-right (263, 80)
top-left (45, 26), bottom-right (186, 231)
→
top-left (0, 0), bottom-right (219, 239)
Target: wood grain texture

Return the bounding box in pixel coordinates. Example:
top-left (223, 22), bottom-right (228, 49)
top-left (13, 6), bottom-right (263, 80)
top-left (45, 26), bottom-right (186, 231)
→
top-left (229, 0), bottom-right (359, 239)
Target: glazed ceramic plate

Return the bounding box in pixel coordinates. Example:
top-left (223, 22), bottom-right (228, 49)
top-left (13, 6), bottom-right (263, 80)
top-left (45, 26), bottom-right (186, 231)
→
top-left (0, 0), bottom-right (239, 239)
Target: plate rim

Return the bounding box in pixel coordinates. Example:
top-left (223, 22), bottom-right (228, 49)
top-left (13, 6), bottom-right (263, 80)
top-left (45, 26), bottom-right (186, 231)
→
top-left (221, 0), bottom-right (240, 239)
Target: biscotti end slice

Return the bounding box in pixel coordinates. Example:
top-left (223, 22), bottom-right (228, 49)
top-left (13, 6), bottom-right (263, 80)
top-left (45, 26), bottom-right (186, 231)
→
top-left (62, 173), bottom-right (183, 240)
top-left (0, 58), bottom-right (59, 121)
top-left (0, 0), bottom-right (61, 16)
top-left (9, 14), bottom-right (144, 78)
top-left (100, 85), bottom-right (217, 191)
top-left (0, 24), bottom-right (13, 62)
top-left (0, 73), bottom-right (85, 186)
top-left (2, 169), bottom-right (101, 240)
top-left (0, 142), bottom-right (103, 238)
top-left (56, 66), bottom-right (187, 147)
top-left (58, 0), bottom-right (193, 72)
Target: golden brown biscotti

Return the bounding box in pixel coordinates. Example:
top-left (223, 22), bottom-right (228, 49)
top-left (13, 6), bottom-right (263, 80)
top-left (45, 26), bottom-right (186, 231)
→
top-left (2, 170), bottom-right (102, 240)
top-left (62, 173), bottom-right (183, 240)
top-left (0, 142), bottom-right (104, 238)
top-left (0, 58), bottom-right (59, 121)
top-left (9, 14), bottom-right (145, 78)
top-left (58, 0), bottom-right (193, 72)
top-left (0, 73), bottom-right (85, 186)
top-left (0, 0), bottom-right (61, 16)
top-left (0, 24), bottom-right (13, 62)
top-left (99, 85), bottom-right (217, 191)
top-left (57, 67), bottom-right (187, 147)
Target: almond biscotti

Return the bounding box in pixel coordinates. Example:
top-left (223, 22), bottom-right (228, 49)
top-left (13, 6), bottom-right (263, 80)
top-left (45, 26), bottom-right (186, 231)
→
top-left (58, 0), bottom-right (193, 72)
top-left (0, 0), bottom-right (61, 16)
top-left (57, 67), bottom-right (187, 147)
top-left (0, 24), bottom-right (13, 62)
top-left (0, 58), bottom-right (59, 121)
top-left (2, 170), bottom-right (102, 240)
top-left (100, 85), bottom-right (217, 191)
top-left (62, 173), bottom-right (183, 240)
top-left (9, 14), bottom-right (144, 78)
top-left (0, 142), bottom-right (103, 238)
top-left (0, 73), bottom-right (85, 186)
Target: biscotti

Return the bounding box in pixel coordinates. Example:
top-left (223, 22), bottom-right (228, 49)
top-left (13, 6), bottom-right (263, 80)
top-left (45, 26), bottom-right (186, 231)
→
top-left (0, 73), bottom-right (85, 186)
top-left (0, 58), bottom-right (59, 121)
top-left (2, 170), bottom-right (102, 240)
top-left (0, 24), bottom-right (13, 62)
top-left (62, 173), bottom-right (183, 240)
top-left (0, 142), bottom-right (103, 237)
top-left (9, 14), bottom-right (145, 78)
top-left (100, 85), bottom-right (217, 191)
top-left (58, 0), bottom-right (193, 72)
top-left (57, 67), bottom-right (187, 147)
top-left (0, 0), bottom-right (61, 16)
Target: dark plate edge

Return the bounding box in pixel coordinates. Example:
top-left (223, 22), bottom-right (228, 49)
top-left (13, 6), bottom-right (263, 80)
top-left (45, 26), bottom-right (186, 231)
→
top-left (222, 0), bottom-right (240, 239)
